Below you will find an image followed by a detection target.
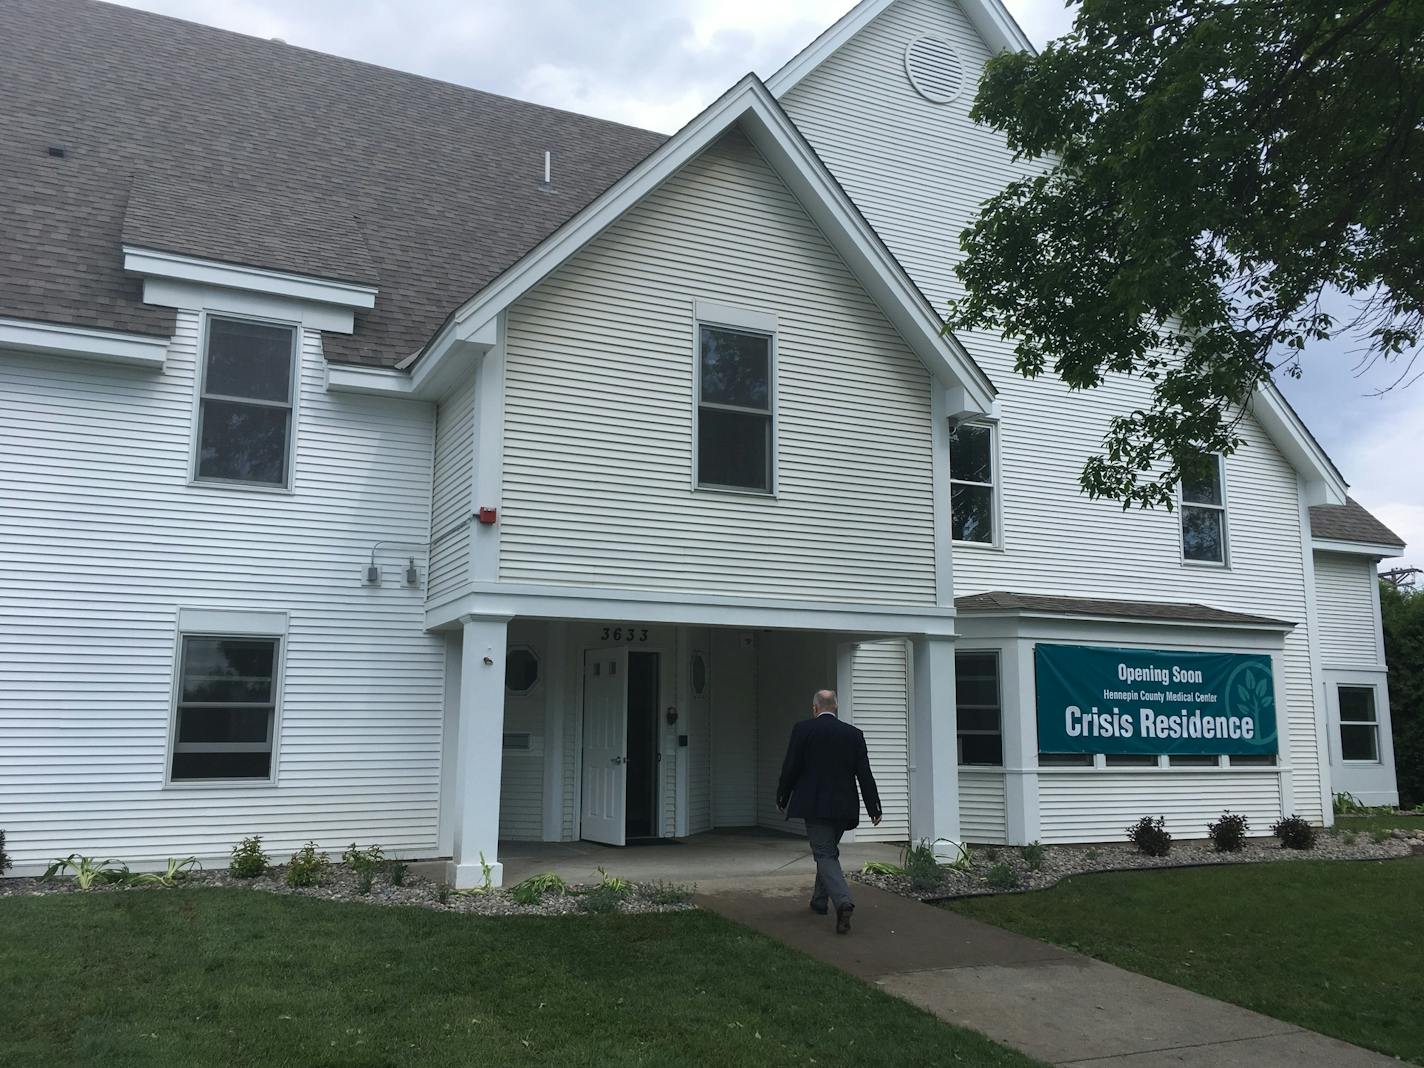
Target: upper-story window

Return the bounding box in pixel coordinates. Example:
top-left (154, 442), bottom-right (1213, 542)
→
top-left (696, 324), bottom-right (773, 493)
top-left (1180, 455), bottom-right (1227, 564)
top-left (950, 421), bottom-right (996, 544)
top-left (196, 316), bottom-right (297, 487)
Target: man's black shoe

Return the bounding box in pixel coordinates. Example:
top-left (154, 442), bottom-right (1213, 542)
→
top-left (809, 901), bottom-right (829, 915)
top-left (835, 905), bottom-right (853, 934)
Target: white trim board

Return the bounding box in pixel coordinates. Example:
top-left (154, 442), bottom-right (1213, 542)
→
top-left (1249, 383), bottom-right (1348, 506)
top-left (428, 582), bottom-right (958, 637)
top-left (1311, 538), bottom-right (1403, 560)
top-left (402, 75), bottom-right (996, 415)
top-left (0, 315), bottom-right (169, 368)
top-left (765, 0), bottom-right (1035, 99)
top-left (123, 246), bottom-right (378, 311)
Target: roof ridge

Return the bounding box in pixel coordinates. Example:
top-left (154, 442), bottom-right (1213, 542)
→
top-left (88, 0), bottom-right (667, 138)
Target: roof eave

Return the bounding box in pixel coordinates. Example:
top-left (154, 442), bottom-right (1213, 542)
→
top-left (1250, 381), bottom-right (1348, 506)
top-left (1311, 537), bottom-right (1404, 559)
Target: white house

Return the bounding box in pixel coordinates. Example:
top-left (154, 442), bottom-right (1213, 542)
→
top-left (0, 0), bottom-right (1404, 884)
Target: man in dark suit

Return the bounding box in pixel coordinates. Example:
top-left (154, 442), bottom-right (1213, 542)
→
top-left (776, 689), bottom-right (881, 934)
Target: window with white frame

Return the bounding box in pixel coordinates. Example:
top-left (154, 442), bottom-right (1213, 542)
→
top-left (956, 650), bottom-right (1002, 765)
top-left (1180, 455), bottom-right (1227, 563)
top-left (950, 422), bottom-right (996, 543)
top-left (195, 316), bottom-right (297, 486)
top-left (1338, 685), bottom-right (1380, 762)
top-left (696, 324), bottom-right (773, 492)
top-left (171, 635), bottom-right (280, 781)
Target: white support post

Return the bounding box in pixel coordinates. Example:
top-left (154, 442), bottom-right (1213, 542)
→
top-left (1002, 638), bottom-right (1040, 845)
top-left (910, 635), bottom-right (961, 857)
top-left (450, 613), bottom-right (510, 888)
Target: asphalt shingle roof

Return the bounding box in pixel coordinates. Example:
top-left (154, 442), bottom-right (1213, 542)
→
top-left (955, 591), bottom-right (1292, 628)
top-left (0, 0), bottom-right (666, 366)
top-left (1309, 497), bottom-right (1405, 549)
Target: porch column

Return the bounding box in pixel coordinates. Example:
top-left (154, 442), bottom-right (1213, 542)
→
top-left (910, 635), bottom-right (961, 856)
top-left (450, 613), bottom-right (509, 888)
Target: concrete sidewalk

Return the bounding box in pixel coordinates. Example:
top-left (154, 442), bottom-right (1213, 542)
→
top-left (697, 880), bottom-right (1396, 1067)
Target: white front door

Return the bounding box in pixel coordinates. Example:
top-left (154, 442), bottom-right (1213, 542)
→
top-left (581, 648), bottom-right (628, 846)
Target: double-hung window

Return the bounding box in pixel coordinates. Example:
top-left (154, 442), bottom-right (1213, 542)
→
top-left (1338, 685), bottom-right (1380, 763)
top-left (696, 324), bottom-right (773, 493)
top-left (955, 650), bottom-right (1003, 765)
top-left (171, 635), bottom-right (281, 781)
top-left (196, 316), bottom-right (297, 487)
top-left (1180, 455), bottom-right (1227, 564)
top-left (950, 422), bottom-right (996, 544)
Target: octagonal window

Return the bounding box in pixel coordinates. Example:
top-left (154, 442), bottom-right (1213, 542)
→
top-left (506, 647), bottom-right (540, 694)
top-left (691, 652), bottom-right (708, 696)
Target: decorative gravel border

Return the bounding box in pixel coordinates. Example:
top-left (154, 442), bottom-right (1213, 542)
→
top-left (855, 827), bottom-right (1424, 902)
top-left (0, 864), bottom-right (696, 917)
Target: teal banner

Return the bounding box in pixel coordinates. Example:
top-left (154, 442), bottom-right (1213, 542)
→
top-left (1034, 644), bottom-right (1278, 756)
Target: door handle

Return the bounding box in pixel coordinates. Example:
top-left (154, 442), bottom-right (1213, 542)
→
top-left (611, 756), bottom-right (624, 765)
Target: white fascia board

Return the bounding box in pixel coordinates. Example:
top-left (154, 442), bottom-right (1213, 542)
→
top-left (0, 315), bottom-right (169, 368)
top-left (324, 362), bottom-right (417, 398)
top-left (1249, 382), bottom-right (1348, 505)
top-left (958, 607), bottom-right (1296, 635)
top-left (426, 581), bottom-right (958, 637)
top-left (765, 0), bottom-right (1033, 99)
top-left (123, 246), bottom-right (378, 311)
top-left (1311, 538), bottom-right (1403, 559)
top-left (412, 76), bottom-right (995, 414)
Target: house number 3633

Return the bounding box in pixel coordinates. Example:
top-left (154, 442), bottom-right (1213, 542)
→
top-left (601, 625), bottom-right (649, 642)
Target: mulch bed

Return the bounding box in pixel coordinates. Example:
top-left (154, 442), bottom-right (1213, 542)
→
top-left (855, 826), bottom-right (1423, 902)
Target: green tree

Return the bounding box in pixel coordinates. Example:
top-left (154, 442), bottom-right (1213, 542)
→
top-left (1380, 581), bottom-right (1424, 808)
top-left (950, 0), bottom-right (1424, 507)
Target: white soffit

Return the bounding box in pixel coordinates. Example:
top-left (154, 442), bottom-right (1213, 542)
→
top-left (0, 315), bottom-right (169, 368)
top-left (412, 75), bottom-right (996, 414)
top-left (123, 246), bottom-right (378, 311)
top-left (766, 0), bottom-right (1034, 99)
top-left (1251, 382), bottom-right (1348, 506)
top-left (1311, 538), bottom-right (1403, 560)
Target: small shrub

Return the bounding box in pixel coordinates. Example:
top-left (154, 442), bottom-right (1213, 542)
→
top-left (861, 860), bottom-right (907, 876)
top-left (43, 854), bottom-right (127, 890)
top-left (1332, 791), bottom-right (1366, 815)
top-left (1271, 815), bottom-right (1316, 850)
top-left (637, 880), bottom-right (695, 906)
top-left (577, 883), bottom-right (625, 914)
top-left (1207, 812), bottom-right (1250, 852)
top-left (1342, 830), bottom-right (1358, 845)
top-left (229, 836), bottom-right (270, 880)
top-left (1021, 841), bottom-right (1046, 871)
top-left (0, 830), bottom-right (10, 875)
top-left (1370, 827), bottom-right (1391, 844)
top-left (285, 842), bottom-right (331, 888)
top-left (985, 862), bottom-right (1018, 890)
top-left (1085, 848), bottom-right (1100, 862)
top-left (595, 865), bottom-right (629, 893)
top-left (511, 872), bottom-right (568, 905)
top-left (436, 882), bottom-right (453, 905)
top-left (1126, 816), bottom-right (1172, 857)
top-left (386, 860), bottom-right (408, 887)
top-left (902, 839), bottom-right (941, 893)
top-left (982, 845), bottom-right (1000, 862)
top-left (134, 857), bottom-right (200, 887)
top-left (342, 843), bottom-right (385, 894)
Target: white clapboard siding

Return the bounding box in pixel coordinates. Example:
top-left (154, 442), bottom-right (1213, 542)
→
top-left (755, 632), bottom-right (838, 833)
top-left (500, 130), bottom-right (936, 605)
top-left (711, 628), bottom-right (758, 827)
top-left (851, 640), bottom-right (911, 840)
top-left (959, 769), bottom-right (1008, 843)
top-left (1038, 772), bottom-right (1284, 844)
top-left (783, 0), bottom-right (1324, 821)
top-left (688, 629), bottom-right (714, 835)
top-left (499, 754), bottom-right (544, 841)
top-left (428, 375), bottom-right (475, 604)
top-left (0, 315), bottom-right (443, 874)
top-left (1314, 552), bottom-right (1383, 667)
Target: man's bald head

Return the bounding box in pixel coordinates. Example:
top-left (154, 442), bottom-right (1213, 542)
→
top-left (813, 689), bottom-right (838, 714)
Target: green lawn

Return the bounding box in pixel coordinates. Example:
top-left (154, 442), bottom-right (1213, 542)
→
top-left (1, 889), bottom-right (1041, 1067)
top-left (951, 857), bottom-right (1424, 1064)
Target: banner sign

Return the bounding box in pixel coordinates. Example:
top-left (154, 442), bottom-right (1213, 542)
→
top-left (1034, 644), bottom-right (1278, 756)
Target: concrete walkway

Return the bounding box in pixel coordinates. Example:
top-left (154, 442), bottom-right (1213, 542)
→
top-left (697, 880), bottom-right (1396, 1067)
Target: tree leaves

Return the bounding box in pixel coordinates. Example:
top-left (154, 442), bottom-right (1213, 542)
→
top-left (948, 0), bottom-right (1424, 507)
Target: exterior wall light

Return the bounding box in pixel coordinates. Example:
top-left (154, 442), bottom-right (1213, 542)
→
top-left (365, 560), bottom-right (381, 585)
top-left (405, 558), bottom-right (420, 586)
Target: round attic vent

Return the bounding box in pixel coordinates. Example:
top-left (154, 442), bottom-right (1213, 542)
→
top-left (904, 34), bottom-right (965, 104)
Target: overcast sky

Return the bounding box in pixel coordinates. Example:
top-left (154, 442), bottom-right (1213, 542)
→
top-left (113, 0), bottom-right (1420, 572)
